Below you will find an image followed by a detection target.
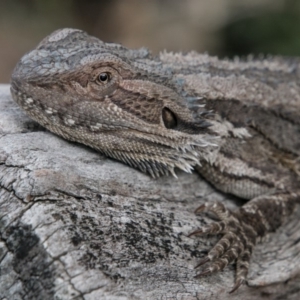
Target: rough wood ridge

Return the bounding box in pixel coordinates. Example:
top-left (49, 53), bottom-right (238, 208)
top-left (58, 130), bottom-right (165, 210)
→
top-left (1, 28), bottom-right (300, 299)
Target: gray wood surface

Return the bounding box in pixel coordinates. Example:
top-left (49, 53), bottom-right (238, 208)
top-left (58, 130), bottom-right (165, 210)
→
top-left (1, 84), bottom-right (300, 299)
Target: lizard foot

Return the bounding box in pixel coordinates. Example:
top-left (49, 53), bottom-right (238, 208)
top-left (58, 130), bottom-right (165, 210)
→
top-left (189, 202), bottom-right (258, 293)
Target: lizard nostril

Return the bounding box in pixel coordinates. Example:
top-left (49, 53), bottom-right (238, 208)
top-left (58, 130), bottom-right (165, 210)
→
top-left (162, 107), bottom-right (177, 129)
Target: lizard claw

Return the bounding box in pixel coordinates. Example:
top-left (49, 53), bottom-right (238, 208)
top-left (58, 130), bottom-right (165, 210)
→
top-left (188, 228), bottom-right (205, 236)
top-left (194, 257), bottom-right (210, 269)
top-left (194, 268), bottom-right (213, 278)
top-left (229, 278), bottom-right (245, 294)
top-left (194, 203), bottom-right (206, 214)
top-left (190, 201), bottom-right (258, 292)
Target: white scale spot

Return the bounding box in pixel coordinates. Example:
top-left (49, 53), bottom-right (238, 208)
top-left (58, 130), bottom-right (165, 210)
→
top-left (25, 97), bottom-right (34, 104)
top-left (65, 118), bottom-right (75, 125)
top-left (90, 123), bottom-right (102, 131)
top-left (45, 108), bottom-right (54, 114)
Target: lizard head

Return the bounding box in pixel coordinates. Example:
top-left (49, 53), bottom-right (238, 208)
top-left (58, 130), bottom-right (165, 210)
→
top-left (11, 28), bottom-right (218, 177)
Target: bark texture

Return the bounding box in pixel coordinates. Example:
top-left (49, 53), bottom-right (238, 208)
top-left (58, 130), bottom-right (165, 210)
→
top-left (1, 84), bottom-right (300, 299)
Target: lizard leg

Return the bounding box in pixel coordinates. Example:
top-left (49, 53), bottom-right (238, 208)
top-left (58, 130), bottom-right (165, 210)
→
top-left (189, 192), bottom-right (299, 292)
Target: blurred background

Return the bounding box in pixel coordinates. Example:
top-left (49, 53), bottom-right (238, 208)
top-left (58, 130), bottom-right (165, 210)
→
top-left (1, 0), bottom-right (300, 82)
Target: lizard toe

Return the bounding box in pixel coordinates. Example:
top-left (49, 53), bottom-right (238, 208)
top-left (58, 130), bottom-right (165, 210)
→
top-left (194, 201), bottom-right (232, 221)
top-left (190, 202), bottom-right (258, 292)
top-left (188, 220), bottom-right (227, 236)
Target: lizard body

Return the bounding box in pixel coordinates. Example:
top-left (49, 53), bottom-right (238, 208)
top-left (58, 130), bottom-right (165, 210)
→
top-left (10, 28), bottom-right (300, 292)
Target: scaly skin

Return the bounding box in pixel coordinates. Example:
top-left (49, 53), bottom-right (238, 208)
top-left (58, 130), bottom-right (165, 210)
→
top-left (10, 28), bottom-right (300, 292)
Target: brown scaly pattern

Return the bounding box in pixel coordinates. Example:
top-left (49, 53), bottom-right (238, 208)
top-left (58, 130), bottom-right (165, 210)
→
top-left (10, 28), bottom-right (300, 292)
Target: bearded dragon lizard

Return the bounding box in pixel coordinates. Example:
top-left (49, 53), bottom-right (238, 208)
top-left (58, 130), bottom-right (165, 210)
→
top-left (10, 28), bottom-right (300, 292)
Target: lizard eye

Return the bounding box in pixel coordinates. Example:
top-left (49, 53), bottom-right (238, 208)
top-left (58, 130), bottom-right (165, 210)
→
top-left (162, 107), bottom-right (177, 129)
top-left (97, 72), bottom-right (110, 84)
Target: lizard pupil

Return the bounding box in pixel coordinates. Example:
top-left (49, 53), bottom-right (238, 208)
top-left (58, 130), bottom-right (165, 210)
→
top-left (99, 72), bottom-right (109, 83)
top-left (162, 107), bottom-right (177, 129)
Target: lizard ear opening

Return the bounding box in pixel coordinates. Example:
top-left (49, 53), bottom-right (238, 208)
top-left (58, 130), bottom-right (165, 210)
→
top-left (162, 107), bottom-right (177, 129)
